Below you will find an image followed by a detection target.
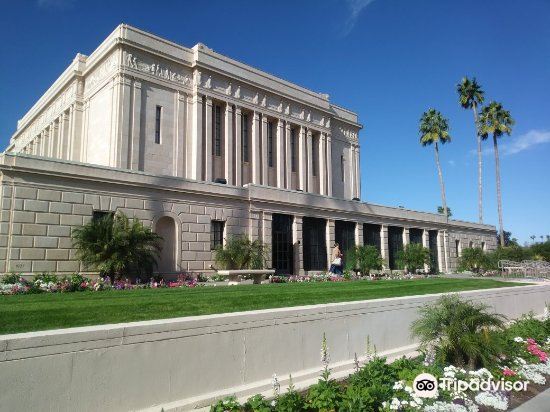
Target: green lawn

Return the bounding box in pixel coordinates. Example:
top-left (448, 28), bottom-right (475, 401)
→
top-left (0, 278), bottom-right (524, 335)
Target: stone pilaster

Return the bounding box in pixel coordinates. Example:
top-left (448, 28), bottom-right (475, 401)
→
top-left (423, 229), bottom-right (430, 272)
top-left (174, 91), bottom-right (186, 178)
top-left (190, 94), bottom-right (203, 180)
top-left (285, 122), bottom-right (292, 189)
top-left (293, 216), bottom-right (304, 275)
top-left (261, 212), bottom-right (272, 269)
top-left (224, 103), bottom-right (234, 185)
top-left (381, 225), bottom-right (389, 269)
top-left (261, 115), bottom-right (269, 185)
top-left (298, 126), bottom-right (306, 191)
top-left (234, 106), bottom-right (242, 186)
top-left (403, 227), bottom-right (410, 246)
top-left (275, 119), bottom-right (284, 188)
top-left (110, 74), bottom-right (132, 169)
top-left (319, 133), bottom-right (327, 195)
top-left (251, 111), bottom-right (261, 184)
top-left (306, 129), bottom-right (313, 192)
top-left (326, 133), bottom-right (333, 196)
top-left (355, 145), bottom-right (361, 199)
top-left (326, 219), bottom-right (336, 269)
top-left (204, 97), bottom-right (213, 182)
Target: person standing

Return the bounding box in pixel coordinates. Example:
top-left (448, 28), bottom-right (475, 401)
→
top-left (329, 242), bottom-right (343, 275)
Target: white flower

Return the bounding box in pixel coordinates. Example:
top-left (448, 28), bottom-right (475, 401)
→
top-left (474, 391), bottom-right (508, 411)
top-left (405, 386), bottom-right (413, 393)
top-left (514, 337), bottom-right (525, 343)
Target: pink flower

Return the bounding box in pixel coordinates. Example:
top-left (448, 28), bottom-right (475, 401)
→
top-left (502, 368), bottom-right (516, 377)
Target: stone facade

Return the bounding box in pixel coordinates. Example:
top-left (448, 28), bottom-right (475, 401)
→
top-left (0, 24), bottom-right (497, 275)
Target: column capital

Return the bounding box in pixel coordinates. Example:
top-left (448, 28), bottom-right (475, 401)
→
top-left (285, 121), bottom-right (292, 131)
top-left (253, 111), bottom-right (260, 120)
top-left (133, 80), bottom-right (142, 89)
top-left (261, 113), bottom-right (269, 124)
top-left (277, 118), bottom-right (284, 127)
top-left (177, 91), bottom-right (186, 101)
top-left (235, 106), bottom-right (242, 115)
top-left (205, 97), bottom-right (213, 106)
top-left (225, 101), bottom-right (234, 113)
top-left (306, 129), bottom-right (313, 138)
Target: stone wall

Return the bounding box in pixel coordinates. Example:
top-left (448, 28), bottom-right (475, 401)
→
top-left (0, 284), bottom-right (547, 412)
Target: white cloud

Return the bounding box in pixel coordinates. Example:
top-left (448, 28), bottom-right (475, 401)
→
top-left (341, 0), bottom-right (376, 36)
top-left (472, 129), bottom-right (550, 157)
top-left (501, 129), bottom-right (550, 155)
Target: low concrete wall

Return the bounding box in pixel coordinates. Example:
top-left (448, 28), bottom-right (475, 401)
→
top-left (0, 284), bottom-right (549, 412)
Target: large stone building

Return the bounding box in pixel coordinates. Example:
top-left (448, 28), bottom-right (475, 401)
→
top-left (0, 24), bottom-right (496, 275)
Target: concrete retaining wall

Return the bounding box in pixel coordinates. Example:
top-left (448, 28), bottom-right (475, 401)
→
top-left (0, 284), bottom-right (549, 411)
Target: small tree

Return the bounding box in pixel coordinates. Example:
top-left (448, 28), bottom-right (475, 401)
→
top-left (72, 212), bottom-right (162, 280)
top-left (214, 236), bottom-right (268, 270)
top-left (345, 245), bottom-right (383, 275)
top-left (437, 205), bottom-right (452, 218)
top-left (457, 247), bottom-right (490, 273)
top-left (397, 243), bottom-right (431, 274)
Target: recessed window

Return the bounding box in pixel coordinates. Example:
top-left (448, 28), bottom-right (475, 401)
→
top-left (214, 105), bottom-right (222, 156)
top-left (242, 114), bottom-right (249, 162)
top-left (312, 136), bottom-right (317, 177)
top-left (267, 121), bottom-right (274, 167)
top-left (455, 239), bottom-right (461, 257)
top-left (481, 241), bottom-right (486, 251)
top-left (211, 220), bottom-right (225, 250)
top-left (155, 105), bottom-right (162, 144)
top-left (291, 129), bottom-right (296, 172)
top-left (469, 241), bottom-right (474, 248)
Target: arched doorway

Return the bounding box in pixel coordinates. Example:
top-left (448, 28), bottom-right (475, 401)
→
top-left (155, 216), bottom-right (177, 272)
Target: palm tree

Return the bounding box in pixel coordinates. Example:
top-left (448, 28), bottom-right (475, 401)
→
top-left (419, 109), bottom-right (451, 220)
top-left (478, 102), bottom-right (515, 247)
top-left (457, 77), bottom-right (485, 223)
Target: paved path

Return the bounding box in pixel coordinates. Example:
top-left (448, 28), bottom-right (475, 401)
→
top-left (513, 387), bottom-right (550, 411)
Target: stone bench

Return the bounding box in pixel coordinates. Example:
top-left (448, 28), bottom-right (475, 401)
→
top-left (215, 269), bottom-right (275, 285)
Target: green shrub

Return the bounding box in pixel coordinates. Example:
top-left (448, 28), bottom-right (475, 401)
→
top-left (214, 236), bottom-right (268, 270)
top-left (344, 245), bottom-right (383, 275)
top-left (397, 243), bottom-right (431, 273)
top-left (530, 241), bottom-right (550, 261)
top-left (457, 247), bottom-right (490, 273)
top-left (33, 273), bottom-right (58, 283)
top-left (72, 212), bottom-right (162, 280)
top-left (1, 273), bottom-right (21, 284)
top-left (210, 396), bottom-right (241, 412)
top-left (60, 274), bottom-right (91, 292)
top-left (411, 294), bottom-right (506, 369)
top-left (243, 394), bottom-right (272, 412)
top-left (305, 378), bottom-right (343, 411)
top-left (275, 390), bottom-right (304, 412)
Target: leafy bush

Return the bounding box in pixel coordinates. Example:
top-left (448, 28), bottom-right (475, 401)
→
top-left (210, 396), bottom-right (241, 412)
top-left (411, 294), bottom-right (506, 369)
top-left (457, 247), bottom-right (490, 273)
top-left (346, 357), bottom-right (395, 410)
top-left (243, 394), bottom-right (272, 412)
top-left (33, 273), bottom-right (58, 283)
top-left (305, 378), bottom-right (343, 411)
top-left (72, 212), bottom-right (162, 280)
top-left (397, 244), bottom-right (431, 273)
top-left (1, 273), bottom-right (21, 284)
top-left (344, 245), bottom-right (383, 275)
top-left (530, 241), bottom-right (550, 261)
top-left (214, 236), bottom-right (268, 270)
top-left (60, 274), bottom-right (92, 292)
top-left (275, 386), bottom-right (304, 412)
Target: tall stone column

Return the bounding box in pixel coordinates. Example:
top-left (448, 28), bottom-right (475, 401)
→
top-left (80, 101), bottom-right (89, 162)
top-left (437, 231), bottom-right (445, 273)
top-left (293, 216), bottom-right (304, 275)
top-left (381, 225), bottom-right (389, 270)
top-left (326, 133), bottom-right (333, 196)
top-left (423, 229), bottom-right (430, 272)
top-left (349, 145), bottom-right (355, 199)
top-left (356, 222), bottom-right (363, 247)
top-left (285, 123), bottom-right (292, 189)
top-left (111, 74), bottom-right (132, 169)
top-left (190, 94), bottom-right (204, 180)
top-left (298, 126), bottom-right (307, 191)
top-left (262, 212), bottom-right (272, 269)
top-left (174, 91), bottom-right (186, 177)
top-left (224, 103), bottom-right (234, 185)
top-left (326, 219), bottom-right (335, 269)
top-left (306, 129), bottom-right (314, 192)
top-left (261, 114), bottom-right (268, 185)
top-left (357, 145), bottom-right (361, 197)
top-left (129, 79), bottom-right (142, 169)
top-left (234, 106), bottom-right (242, 186)
top-left (276, 119), bottom-right (284, 188)
top-left (319, 133), bottom-right (327, 195)
top-left (57, 113), bottom-right (66, 159)
top-left (251, 111), bottom-right (261, 184)
top-left (403, 228), bottom-right (410, 247)
top-left (204, 97), bottom-right (213, 182)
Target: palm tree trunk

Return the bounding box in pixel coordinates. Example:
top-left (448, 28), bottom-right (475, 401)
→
top-left (493, 135), bottom-right (505, 246)
top-left (473, 104), bottom-right (483, 223)
top-left (434, 142), bottom-right (448, 220)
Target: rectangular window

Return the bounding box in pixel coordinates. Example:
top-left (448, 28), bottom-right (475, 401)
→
top-left (455, 239), bottom-right (461, 257)
top-left (291, 129), bottom-right (296, 172)
top-left (92, 210), bottom-right (114, 222)
top-left (155, 106), bottom-right (162, 144)
top-left (312, 136), bottom-right (317, 176)
top-left (341, 155), bottom-right (345, 182)
top-left (481, 241), bottom-right (486, 251)
top-left (242, 114), bottom-right (249, 162)
top-left (214, 105), bottom-right (222, 156)
top-left (211, 220), bottom-right (225, 250)
top-left (267, 121), bottom-right (274, 167)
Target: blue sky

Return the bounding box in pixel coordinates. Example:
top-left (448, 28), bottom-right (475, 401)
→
top-left (1, 0), bottom-right (549, 243)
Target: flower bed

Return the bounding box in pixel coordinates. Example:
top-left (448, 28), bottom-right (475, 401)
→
top-left (209, 312), bottom-right (550, 412)
top-left (268, 272), bottom-right (433, 284)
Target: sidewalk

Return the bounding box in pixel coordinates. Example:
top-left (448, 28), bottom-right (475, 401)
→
top-left (513, 387), bottom-right (550, 411)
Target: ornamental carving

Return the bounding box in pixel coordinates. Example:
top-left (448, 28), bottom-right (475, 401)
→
top-left (86, 53), bottom-right (118, 91)
top-left (123, 52), bottom-right (191, 86)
